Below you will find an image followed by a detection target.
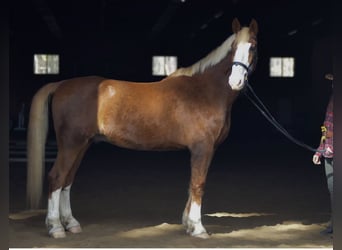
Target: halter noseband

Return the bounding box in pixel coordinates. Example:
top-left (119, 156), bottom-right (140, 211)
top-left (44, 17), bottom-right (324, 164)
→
top-left (230, 38), bottom-right (257, 89)
top-left (232, 61), bottom-right (250, 74)
top-left (232, 47), bottom-right (257, 76)
top-left (230, 61), bottom-right (251, 89)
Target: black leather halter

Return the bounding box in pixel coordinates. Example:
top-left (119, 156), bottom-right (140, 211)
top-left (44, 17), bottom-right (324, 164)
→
top-left (232, 46), bottom-right (257, 76)
top-left (231, 61), bottom-right (250, 88)
top-left (230, 46), bottom-right (257, 88)
top-left (232, 61), bottom-right (250, 74)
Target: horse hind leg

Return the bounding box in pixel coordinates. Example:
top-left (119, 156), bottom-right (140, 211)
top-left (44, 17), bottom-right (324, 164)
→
top-left (183, 142), bottom-right (214, 239)
top-left (59, 186), bottom-right (81, 234)
top-left (46, 186), bottom-right (64, 238)
top-left (59, 144), bottom-right (89, 234)
top-left (46, 143), bottom-right (88, 238)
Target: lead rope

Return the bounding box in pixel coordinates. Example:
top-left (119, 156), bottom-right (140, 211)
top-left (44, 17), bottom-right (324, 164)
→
top-left (243, 81), bottom-right (323, 153)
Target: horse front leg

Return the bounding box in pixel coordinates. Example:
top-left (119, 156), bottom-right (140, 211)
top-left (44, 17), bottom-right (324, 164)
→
top-left (183, 142), bottom-right (214, 238)
top-left (46, 186), bottom-right (65, 238)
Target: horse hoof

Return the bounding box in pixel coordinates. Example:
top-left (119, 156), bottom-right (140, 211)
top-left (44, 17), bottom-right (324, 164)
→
top-left (68, 225), bottom-right (82, 234)
top-left (192, 232), bottom-right (210, 239)
top-left (50, 231), bottom-right (66, 239)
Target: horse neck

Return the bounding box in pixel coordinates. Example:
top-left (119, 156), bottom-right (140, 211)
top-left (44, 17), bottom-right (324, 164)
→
top-left (196, 51), bottom-right (239, 105)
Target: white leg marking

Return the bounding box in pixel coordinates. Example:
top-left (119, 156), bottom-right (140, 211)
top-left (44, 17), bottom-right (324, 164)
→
top-left (60, 185), bottom-right (72, 220)
top-left (46, 188), bottom-right (66, 238)
top-left (47, 188), bottom-right (61, 220)
top-left (189, 202), bottom-right (201, 223)
top-left (60, 185), bottom-right (82, 233)
top-left (187, 202), bottom-right (208, 237)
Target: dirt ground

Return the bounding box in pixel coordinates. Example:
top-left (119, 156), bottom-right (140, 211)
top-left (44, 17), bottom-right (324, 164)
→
top-left (9, 141), bottom-right (333, 248)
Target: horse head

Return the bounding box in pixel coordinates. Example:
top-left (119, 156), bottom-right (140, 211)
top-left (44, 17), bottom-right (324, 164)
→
top-left (228, 18), bottom-right (258, 91)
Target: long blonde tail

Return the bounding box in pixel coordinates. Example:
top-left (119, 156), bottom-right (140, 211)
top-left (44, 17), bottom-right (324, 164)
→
top-left (27, 82), bottom-right (61, 209)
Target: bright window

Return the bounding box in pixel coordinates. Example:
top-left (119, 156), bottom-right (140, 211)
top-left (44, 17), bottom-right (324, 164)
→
top-left (34, 54), bottom-right (59, 74)
top-left (152, 56), bottom-right (177, 76)
top-left (270, 57), bottom-right (294, 77)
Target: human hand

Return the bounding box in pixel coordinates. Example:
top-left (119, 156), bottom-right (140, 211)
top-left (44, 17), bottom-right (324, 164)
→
top-left (325, 74), bottom-right (334, 81)
top-left (312, 154), bottom-right (321, 165)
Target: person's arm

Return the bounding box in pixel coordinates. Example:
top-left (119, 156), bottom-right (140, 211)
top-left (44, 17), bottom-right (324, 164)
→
top-left (313, 129), bottom-right (325, 165)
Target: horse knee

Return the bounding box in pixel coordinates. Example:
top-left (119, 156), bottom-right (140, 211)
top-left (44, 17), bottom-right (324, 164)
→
top-left (48, 170), bottom-right (66, 194)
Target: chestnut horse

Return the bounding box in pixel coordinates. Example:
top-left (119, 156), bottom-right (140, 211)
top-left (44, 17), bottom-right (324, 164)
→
top-left (27, 18), bottom-right (258, 239)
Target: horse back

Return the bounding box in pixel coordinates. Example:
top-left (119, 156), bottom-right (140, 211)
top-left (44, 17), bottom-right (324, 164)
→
top-left (96, 77), bottom-right (230, 150)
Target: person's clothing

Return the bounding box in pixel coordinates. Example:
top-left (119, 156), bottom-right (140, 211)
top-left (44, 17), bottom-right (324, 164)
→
top-left (315, 96), bottom-right (333, 159)
top-left (314, 95), bottom-right (333, 235)
top-left (325, 158), bottom-right (333, 207)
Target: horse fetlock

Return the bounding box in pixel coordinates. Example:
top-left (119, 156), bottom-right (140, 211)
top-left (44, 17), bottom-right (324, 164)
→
top-left (61, 216), bottom-right (82, 233)
top-left (184, 218), bottom-right (208, 238)
top-left (46, 218), bottom-right (66, 238)
top-left (190, 222), bottom-right (209, 238)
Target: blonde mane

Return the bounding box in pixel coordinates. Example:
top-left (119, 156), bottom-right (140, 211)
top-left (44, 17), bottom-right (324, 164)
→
top-left (170, 27), bottom-right (250, 77)
top-left (170, 33), bottom-right (236, 77)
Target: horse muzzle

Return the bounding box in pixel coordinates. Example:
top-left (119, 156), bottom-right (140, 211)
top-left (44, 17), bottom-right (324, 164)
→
top-left (228, 76), bottom-right (246, 90)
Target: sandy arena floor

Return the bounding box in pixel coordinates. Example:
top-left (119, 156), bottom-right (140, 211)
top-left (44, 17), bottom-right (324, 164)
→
top-left (9, 141), bottom-right (333, 248)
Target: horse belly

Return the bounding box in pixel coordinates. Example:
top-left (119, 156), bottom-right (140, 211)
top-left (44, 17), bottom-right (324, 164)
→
top-left (98, 105), bottom-right (225, 151)
top-left (99, 115), bottom-right (184, 150)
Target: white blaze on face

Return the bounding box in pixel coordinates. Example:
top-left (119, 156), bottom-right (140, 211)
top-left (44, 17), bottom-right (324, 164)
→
top-left (229, 42), bottom-right (251, 90)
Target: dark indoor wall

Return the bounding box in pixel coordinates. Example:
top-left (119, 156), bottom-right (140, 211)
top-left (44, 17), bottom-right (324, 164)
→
top-left (9, 3), bottom-right (332, 145)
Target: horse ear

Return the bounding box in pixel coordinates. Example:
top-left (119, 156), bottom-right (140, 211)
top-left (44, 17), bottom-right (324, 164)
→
top-left (232, 18), bottom-right (241, 33)
top-left (249, 19), bottom-right (258, 35)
